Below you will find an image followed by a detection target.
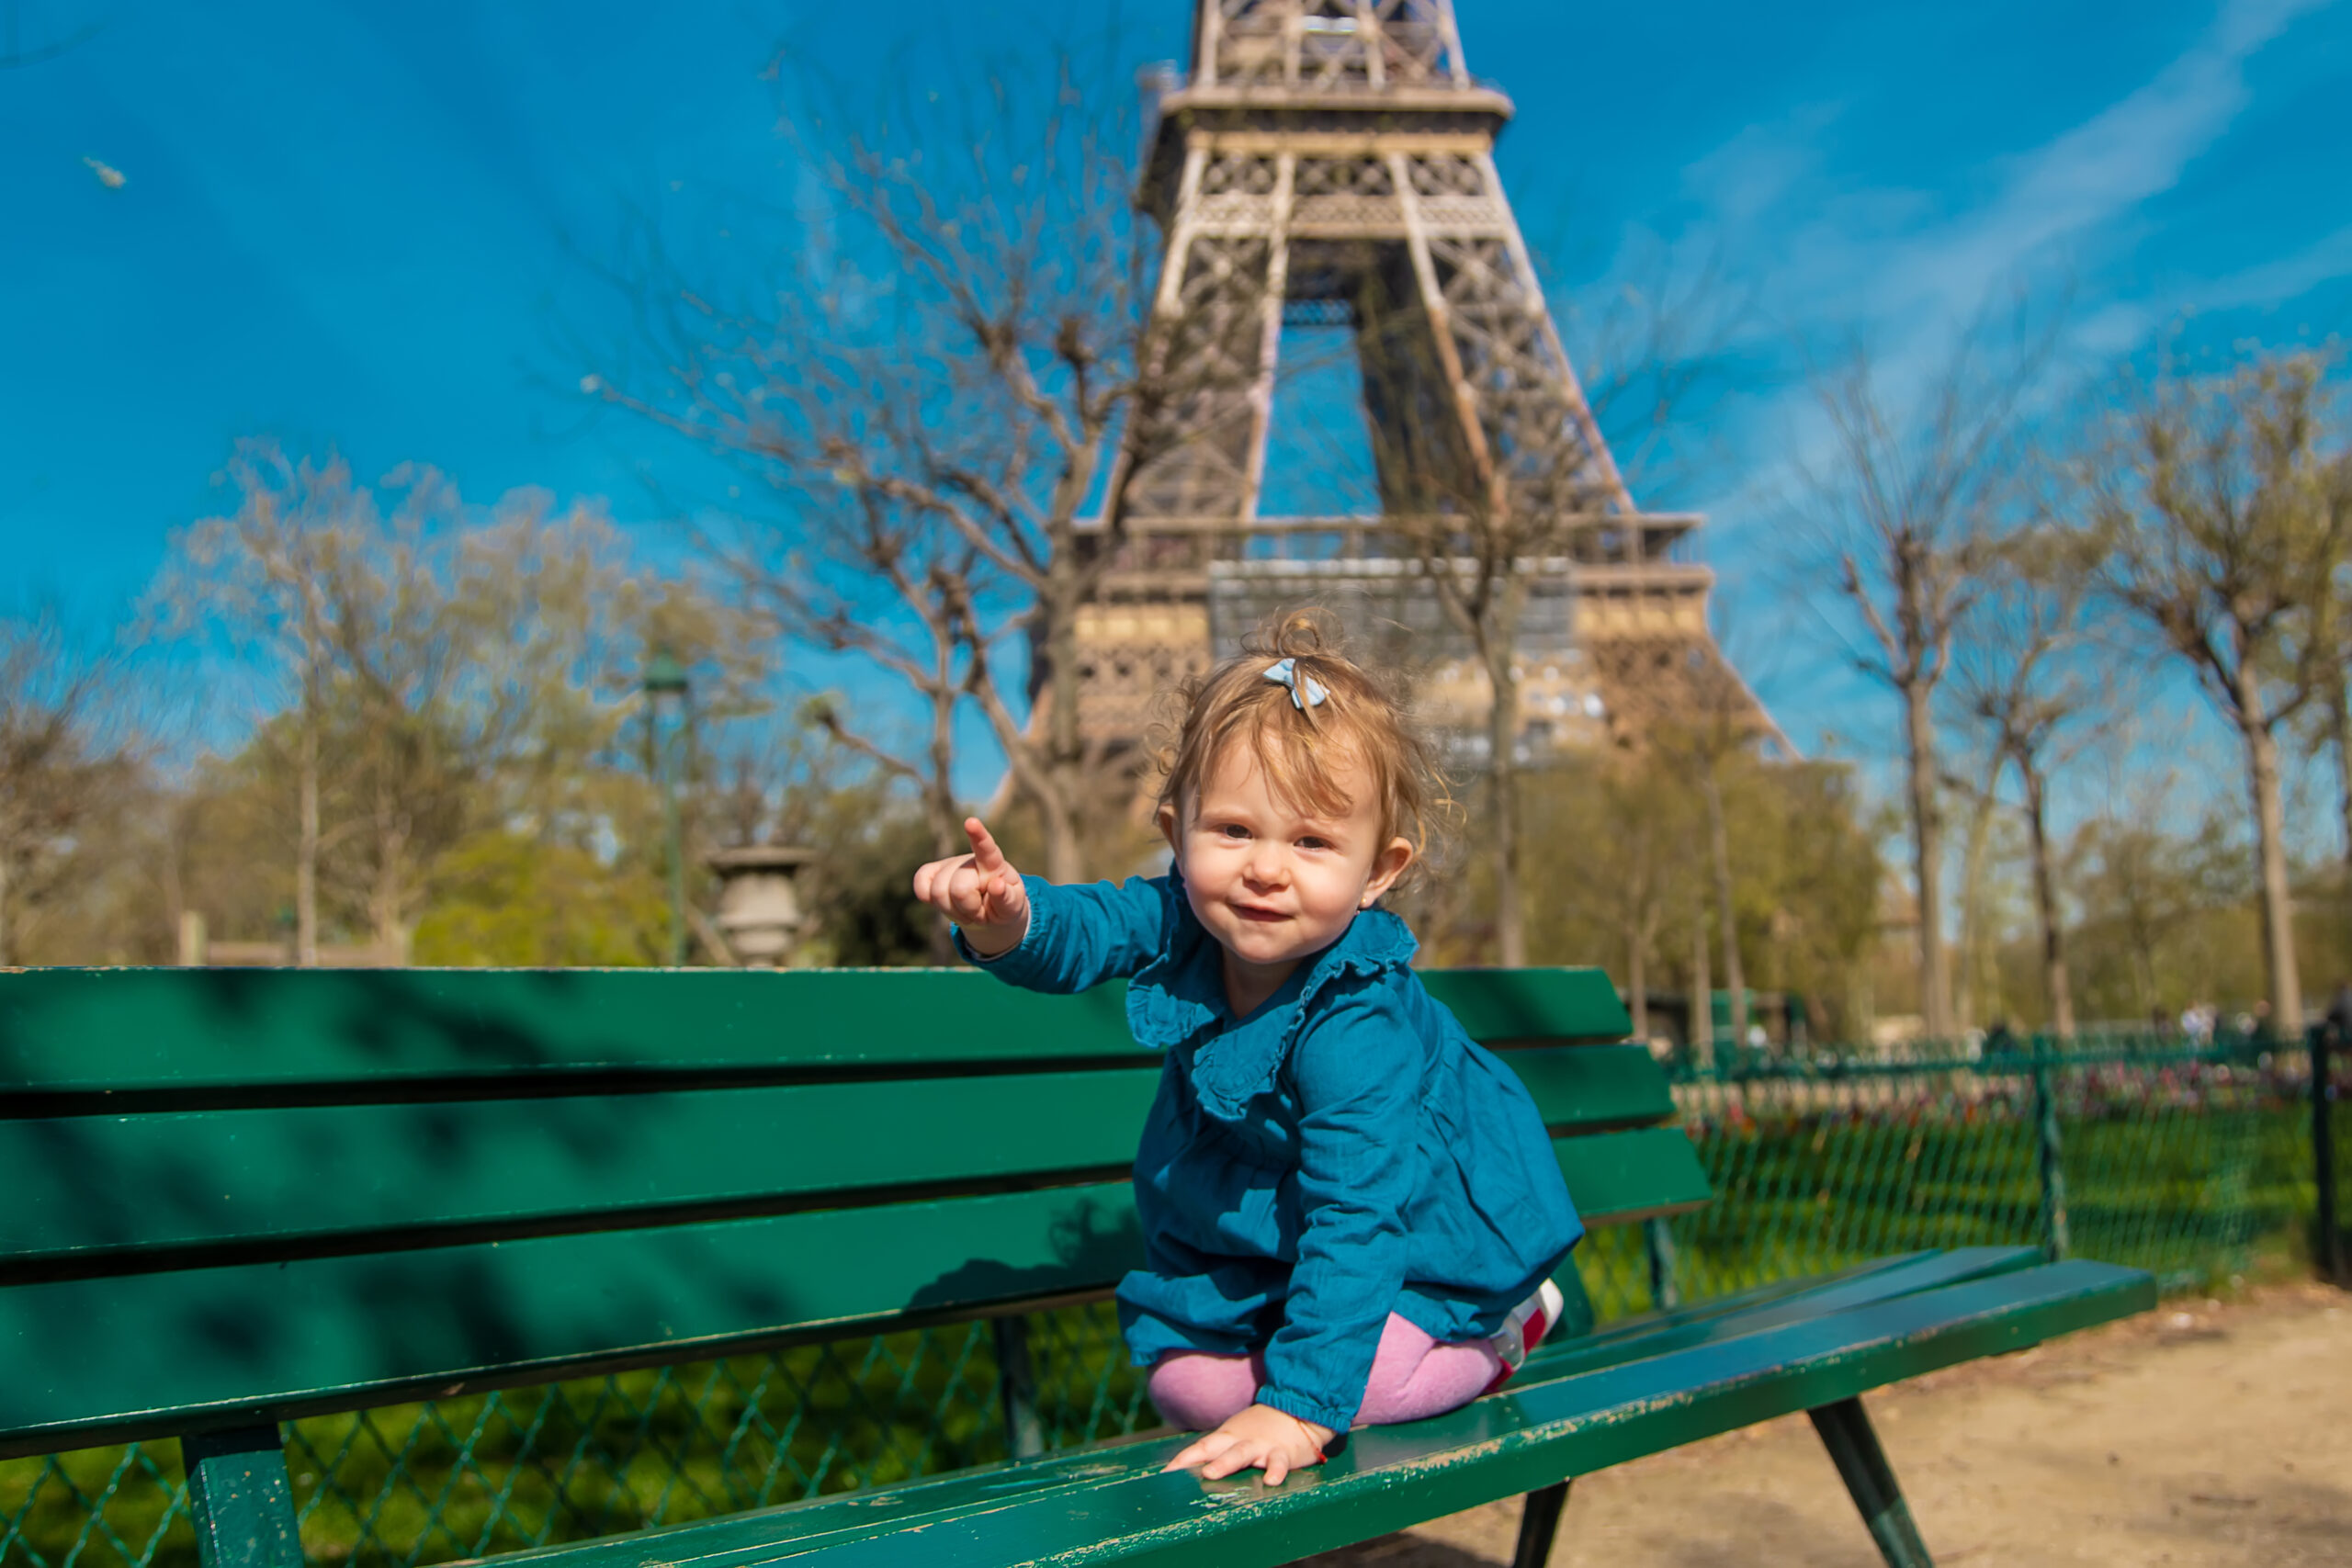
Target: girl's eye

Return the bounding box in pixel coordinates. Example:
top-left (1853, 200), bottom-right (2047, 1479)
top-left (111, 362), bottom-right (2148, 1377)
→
top-left (1218, 823), bottom-right (1250, 840)
top-left (1297, 837), bottom-right (1329, 852)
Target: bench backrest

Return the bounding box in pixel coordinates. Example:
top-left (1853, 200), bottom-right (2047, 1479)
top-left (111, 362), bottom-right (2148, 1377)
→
top-left (0, 965), bottom-right (1705, 1460)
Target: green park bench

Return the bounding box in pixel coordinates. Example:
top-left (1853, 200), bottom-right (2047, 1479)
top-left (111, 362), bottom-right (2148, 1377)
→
top-left (0, 965), bottom-right (2156, 1568)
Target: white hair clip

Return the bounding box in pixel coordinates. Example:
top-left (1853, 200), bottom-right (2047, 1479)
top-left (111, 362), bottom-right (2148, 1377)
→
top-left (1262, 658), bottom-right (1329, 711)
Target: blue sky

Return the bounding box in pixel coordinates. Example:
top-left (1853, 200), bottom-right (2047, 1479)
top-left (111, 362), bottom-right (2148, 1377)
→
top-left (3, 0), bottom-right (2349, 804)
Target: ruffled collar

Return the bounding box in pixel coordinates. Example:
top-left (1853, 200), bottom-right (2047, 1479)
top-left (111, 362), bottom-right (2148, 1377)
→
top-left (1126, 872), bottom-right (1419, 1118)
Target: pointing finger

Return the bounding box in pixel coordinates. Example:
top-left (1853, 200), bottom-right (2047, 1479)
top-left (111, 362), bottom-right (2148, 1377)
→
top-left (965, 817), bottom-right (1007, 873)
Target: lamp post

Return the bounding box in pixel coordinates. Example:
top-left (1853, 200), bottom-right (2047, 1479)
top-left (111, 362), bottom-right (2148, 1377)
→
top-left (643, 649), bottom-right (690, 967)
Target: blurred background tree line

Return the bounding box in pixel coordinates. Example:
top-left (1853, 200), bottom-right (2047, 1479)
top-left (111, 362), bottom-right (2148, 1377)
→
top-left (5, 41), bottom-right (2348, 1052)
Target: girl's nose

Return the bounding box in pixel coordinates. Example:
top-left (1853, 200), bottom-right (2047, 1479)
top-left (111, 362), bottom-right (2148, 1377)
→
top-left (1245, 844), bottom-right (1288, 886)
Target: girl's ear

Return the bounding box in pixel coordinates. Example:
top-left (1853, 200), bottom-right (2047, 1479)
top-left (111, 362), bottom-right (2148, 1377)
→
top-left (1361, 836), bottom-right (1415, 908)
top-left (1157, 800), bottom-right (1181, 857)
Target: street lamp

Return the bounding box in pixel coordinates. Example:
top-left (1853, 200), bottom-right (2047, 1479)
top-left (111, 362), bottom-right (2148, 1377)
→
top-left (642, 649), bottom-right (691, 966)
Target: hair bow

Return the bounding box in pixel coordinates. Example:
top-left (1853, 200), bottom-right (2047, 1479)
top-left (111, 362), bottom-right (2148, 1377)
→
top-left (1262, 658), bottom-right (1329, 711)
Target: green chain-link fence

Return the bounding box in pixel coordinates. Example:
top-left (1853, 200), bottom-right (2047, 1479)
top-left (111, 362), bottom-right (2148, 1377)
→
top-left (1600, 1038), bottom-right (2341, 1318)
top-left (8, 1038), bottom-right (2343, 1568)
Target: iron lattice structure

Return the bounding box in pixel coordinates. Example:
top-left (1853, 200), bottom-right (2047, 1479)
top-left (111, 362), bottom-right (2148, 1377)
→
top-left (1080, 0), bottom-right (1761, 755)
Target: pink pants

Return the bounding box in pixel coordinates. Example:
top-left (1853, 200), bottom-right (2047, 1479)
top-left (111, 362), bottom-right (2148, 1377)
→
top-left (1148, 1313), bottom-right (1504, 1431)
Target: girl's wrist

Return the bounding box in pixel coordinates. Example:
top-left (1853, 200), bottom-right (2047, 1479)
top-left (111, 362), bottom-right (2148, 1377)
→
top-left (1285, 1411), bottom-right (1334, 1448)
top-left (961, 909), bottom-right (1030, 959)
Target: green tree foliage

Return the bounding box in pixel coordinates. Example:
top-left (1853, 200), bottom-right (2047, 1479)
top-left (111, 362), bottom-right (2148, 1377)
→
top-left (1511, 750), bottom-right (1883, 1043)
top-left (2064, 807), bottom-right (2255, 1025)
top-left (412, 830), bottom-right (671, 967)
top-left (2088, 347), bottom-right (2352, 1029)
top-left (0, 611), bottom-right (149, 964)
top-left (146, 441), bottom-right (763, 964)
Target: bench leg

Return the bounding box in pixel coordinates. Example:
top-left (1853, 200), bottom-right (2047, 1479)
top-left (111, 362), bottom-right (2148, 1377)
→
top-left (1808, 1397), bottom-right (1934, 1568)
top-left (183, 1426), bottom-right (304, 1568)
top-left (1510, 1479), bottom-right (1571, 1568)
top-left (993, 1314), bottom-right (1046, 1460)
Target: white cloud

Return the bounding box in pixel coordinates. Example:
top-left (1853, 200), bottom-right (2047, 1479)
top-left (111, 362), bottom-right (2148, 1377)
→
top-left (1658, 0), bottom-right (2339, 769)
top-left (2193, 221), bottom-right (2352, 312)
top-left (1677, 0), bottom-right (2337, 349)
top-left (1880, 0), bottom-right (2335, 321)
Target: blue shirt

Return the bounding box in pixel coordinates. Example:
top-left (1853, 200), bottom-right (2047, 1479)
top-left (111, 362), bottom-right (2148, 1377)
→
top-left (965, 874), bottom-right (1583, 1431)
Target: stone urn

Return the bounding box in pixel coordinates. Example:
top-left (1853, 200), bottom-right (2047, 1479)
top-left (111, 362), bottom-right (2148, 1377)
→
top-left (705, 845), bottom-right (819, 967)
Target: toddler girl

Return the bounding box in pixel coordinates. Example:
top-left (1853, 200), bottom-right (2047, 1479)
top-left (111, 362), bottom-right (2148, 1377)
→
top-left (911, 620), bottom-right (1581, 1483)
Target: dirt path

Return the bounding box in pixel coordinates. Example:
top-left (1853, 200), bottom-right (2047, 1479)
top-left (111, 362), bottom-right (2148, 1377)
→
top-left (1299, 1281), bottom-right (2352, 1567)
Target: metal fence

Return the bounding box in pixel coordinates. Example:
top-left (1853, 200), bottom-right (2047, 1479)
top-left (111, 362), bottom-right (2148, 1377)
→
top-left (8, 1037), bottom-right (2346, 1568)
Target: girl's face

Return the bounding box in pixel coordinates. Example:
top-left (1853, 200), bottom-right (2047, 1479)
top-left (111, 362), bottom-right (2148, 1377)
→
top-left (1160, 742), bottom-right (1414, 985)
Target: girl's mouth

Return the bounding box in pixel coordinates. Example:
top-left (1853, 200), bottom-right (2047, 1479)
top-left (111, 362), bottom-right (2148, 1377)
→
top-left (1231, 905), bottom-right (1289, 922)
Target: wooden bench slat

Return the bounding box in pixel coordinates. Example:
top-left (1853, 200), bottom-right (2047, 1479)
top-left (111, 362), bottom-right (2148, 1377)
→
top-left (0, 969), bottom-right (1137, 1094)
top-left (1417, 969), bottom-right (1631, 1044)
top-left (0, 1047), bottom-right (1670, 1275)
top-left (484, 1260), bottom-right (2154, 1568)
top-left (1551, 1125), bottom-right (1711, 1224)
top-left (1507, 1044), bottom-right (1672, 1129)
top-left (482, 1250), bottom-right (2044, 1568)
top-left (0, 1126), bottom-right (1702, 1453)
top-left (0, 968), bottom-right (1630, 1099)
top-left (0, 1071), bottom-right (1156, 1275)
top-left (0, 1184), bottom-right (1137, 1457)
top-left (1523, 1247), bottom-right (2045, 1379)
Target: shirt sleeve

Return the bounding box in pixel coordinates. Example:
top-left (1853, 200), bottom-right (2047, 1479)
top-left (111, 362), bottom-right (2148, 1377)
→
top-left (956, 874), bottom-right (1170, 994)
top-left (1256, 976), bottom-right (1422, 1432)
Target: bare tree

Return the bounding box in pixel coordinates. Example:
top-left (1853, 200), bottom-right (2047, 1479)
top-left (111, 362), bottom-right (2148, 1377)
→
top-left (711, 344), bottom-right (1001, 873)
top-left (584, 41), bottom-right (1195, 883)
top-left (159, 447), bottom-right (747, 962)
top-left (1800, 312), bottom-right (2055, 1039)
top-left (1363, 251), bottom-right (1738, 966)
top-left (1647, 615), bottom-right (1785, 1053)
top-left (160, 448), bottom-right (475, 962)
top-left (155, 444), bottom-right (376, 964)
top-left (0, 611), bottom-right (145, 964)
top-left (1522, 747), bottom-right (1694, 1041)
top-left (2088, 348), bottom-right (2352, 1032)
top-left (2295, 558), bottom-right (2352, 898)
top-left (1945, 743), bottom-right (2010, 1032)
top-left (792, 482), bottom-right (985, 885)
top-left (1951, 522), bottom-right (2105, 1038)
top-left (2314, 659), bottom-right (2352, 892)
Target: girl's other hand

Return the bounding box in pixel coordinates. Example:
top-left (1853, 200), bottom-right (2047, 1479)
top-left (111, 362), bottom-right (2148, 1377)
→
top-left (911, 818), bottom-right (1031, 955)
top-left (1162, 1404), bottom-right (1334, 1485)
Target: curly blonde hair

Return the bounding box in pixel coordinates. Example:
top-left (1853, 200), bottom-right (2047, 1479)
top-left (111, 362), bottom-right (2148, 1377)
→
top-left (1152, 609), bottom-right (1447, 884)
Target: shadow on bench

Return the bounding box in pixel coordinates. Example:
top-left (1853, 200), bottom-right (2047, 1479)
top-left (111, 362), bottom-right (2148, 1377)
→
top-left (0, 966), bottom-right (2154, 1568)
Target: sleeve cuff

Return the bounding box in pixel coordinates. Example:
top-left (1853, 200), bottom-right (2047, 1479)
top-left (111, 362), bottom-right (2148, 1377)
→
top-left (1254, 1383), bottom-right (1354, 1435)
top-left (953, 922), bottom-right (1025, 965)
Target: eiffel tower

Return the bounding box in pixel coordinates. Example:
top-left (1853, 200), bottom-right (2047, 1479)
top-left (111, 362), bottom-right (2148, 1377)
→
top-left (1079, 0), bottom-right (1766, 756)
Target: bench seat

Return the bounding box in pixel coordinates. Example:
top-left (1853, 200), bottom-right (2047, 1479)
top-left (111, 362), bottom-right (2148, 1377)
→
top-left (488, 1251), bottom-right (2151, 1568)
top-left (0, 964), bottom-right (2155, 1568)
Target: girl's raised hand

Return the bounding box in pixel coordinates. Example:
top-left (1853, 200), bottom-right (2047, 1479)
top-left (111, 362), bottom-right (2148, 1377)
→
top-left (911, 818), bottom-right (1031, 956)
